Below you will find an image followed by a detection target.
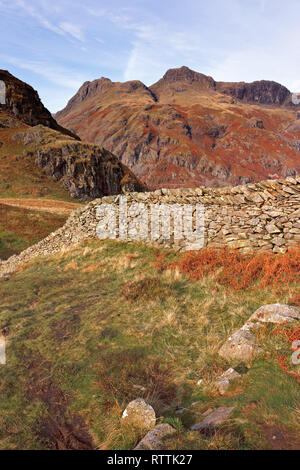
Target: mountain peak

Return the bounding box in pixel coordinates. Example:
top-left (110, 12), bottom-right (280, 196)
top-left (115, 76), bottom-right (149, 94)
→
top-left (161, 66), bottom-right (216, 87)
top-left (150, 66), bottom-right (216, 97)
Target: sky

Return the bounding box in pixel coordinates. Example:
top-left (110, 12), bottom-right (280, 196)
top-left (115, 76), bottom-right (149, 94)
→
top-left (0, 0), bottom-right (300, 112)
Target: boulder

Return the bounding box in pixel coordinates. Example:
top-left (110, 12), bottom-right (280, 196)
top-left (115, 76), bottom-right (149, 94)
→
top-left (219, 304), bottom-right (300, 362)
top-left (249, 304), bottom-right (300, 324)
top-left (134, 424), bottom-right (176, 450)
top-left (190, 406), bottom-right (235, 432)
top-left (218, 322), bottom-right (263, 362)
top-left (122, 398), bottom-right (156, 431)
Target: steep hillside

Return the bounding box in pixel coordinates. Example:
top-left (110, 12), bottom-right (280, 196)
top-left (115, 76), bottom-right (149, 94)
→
top-left (0, 70), bottom-right (78, 140)
top-left (0, 72), bottom-right (146, 258)
top-left (0, 238), bottom-right (299, 449)
top-left (55, 66), bottom-right (300, 190)
top-left (0, 108), bottom-right (145, 200)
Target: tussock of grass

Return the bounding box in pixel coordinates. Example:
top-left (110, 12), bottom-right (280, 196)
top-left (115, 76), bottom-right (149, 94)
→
top-left (120, 277), bottom-right (169, 302)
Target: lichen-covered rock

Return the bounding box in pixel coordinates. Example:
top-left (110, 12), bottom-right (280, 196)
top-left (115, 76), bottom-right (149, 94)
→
top-left (249, 304), bottom-right (300, 324)
top-left (218, 322), bottom-right (263, 362)
top-left (121, 398), bottom-right (156, 431)
top-left (134, 424), bottom-right (176, 450)
top-left (219, 303), bottom-right (300, 363)
top-left (190, 407), bottom-right (235, 432)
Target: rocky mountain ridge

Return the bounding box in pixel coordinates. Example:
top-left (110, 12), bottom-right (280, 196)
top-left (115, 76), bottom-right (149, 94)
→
top-left (55, 66), bottom-right (300, 190)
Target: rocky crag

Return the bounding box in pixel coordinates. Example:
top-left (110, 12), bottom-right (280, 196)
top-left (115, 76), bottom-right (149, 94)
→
top-left (0, 71), bottom-right (145, 200)
top-left (1, 177), bottom-right (299, 278)
top-left (55, 66), bottom-right (300, 189)
top-left (0, 70), bottom-right (78, 139)
top-left (10, 125), bottom-right (145, 199)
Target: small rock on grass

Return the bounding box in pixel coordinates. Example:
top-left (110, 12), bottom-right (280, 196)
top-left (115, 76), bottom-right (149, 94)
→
top-left (190, 406), bottom-right (235, 432)
top-left (134, 424), bottom-right (176, 450)
top-left (215, 368), bottom-right (241, 395)
top-left (122, 398), bottom-right (156, 432)
top-left (218, 322), bottom-right (263, 362)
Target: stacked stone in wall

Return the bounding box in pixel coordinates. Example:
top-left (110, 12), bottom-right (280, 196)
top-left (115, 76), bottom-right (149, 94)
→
top-left (0, 177), bottom-right (299, 277)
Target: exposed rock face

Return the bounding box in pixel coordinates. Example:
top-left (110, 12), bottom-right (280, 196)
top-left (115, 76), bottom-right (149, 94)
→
top-left (121, 399), bottom-right (156, 431)
top-left (57, 77), bottom-right (114, 117)
top-left (9, 122), bottom-right (145, 199)
top-left (0, 70), bottom-right (78, 139)
top-left (150, 66), bottom-right (216, 98)
top-left (55, 66), bottom-right (300, 190)
top-left (216, 80), bottom-right (291, 106)
top-left (33, 142), bottom-right (145, 199)
top-left (0, 106), bottom-right (146, 199)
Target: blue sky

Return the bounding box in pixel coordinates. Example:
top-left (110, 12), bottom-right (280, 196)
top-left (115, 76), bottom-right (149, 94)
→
top-left (1, 0), bottom-right (300, 112)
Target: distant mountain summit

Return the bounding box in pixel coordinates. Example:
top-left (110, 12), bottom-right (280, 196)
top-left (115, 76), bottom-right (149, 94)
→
top-left (153, 66), bottom-right (216, 88)
top-left (150, 66), bottom-right (291, 105)
top-left (55, 66), bottom-right (300, 189)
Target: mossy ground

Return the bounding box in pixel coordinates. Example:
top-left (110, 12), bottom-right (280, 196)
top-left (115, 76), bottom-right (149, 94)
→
top-left (0, 239), bottom-right (299, 450)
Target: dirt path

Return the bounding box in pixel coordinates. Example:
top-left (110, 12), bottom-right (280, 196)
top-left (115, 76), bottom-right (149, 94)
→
top-left (0, 198), bottom-right (82, 215)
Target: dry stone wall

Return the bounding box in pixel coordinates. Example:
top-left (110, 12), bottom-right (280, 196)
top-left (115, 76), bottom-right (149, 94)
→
top-left (0, 177), bottom-right (299, 277)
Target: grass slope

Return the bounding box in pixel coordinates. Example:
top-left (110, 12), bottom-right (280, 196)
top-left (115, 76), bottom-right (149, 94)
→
top-left (0, 203), bottom-right (67, 259)
top-left (0, 239), bottom-right (299, 450)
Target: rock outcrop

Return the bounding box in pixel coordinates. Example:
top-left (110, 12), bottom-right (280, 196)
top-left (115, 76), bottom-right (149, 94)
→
top-left (249, 304), bottom-right (300, 323)
top-left (33, 141), bottom-right (146, 199)
top-left (216, 80), bottom-right (291, 106)
top-left (6, 121), bottom-right (145, 200)
top-left (0, 70), bottom-right (78, 139)
top-left (219, 304), bottom-right (300, 363)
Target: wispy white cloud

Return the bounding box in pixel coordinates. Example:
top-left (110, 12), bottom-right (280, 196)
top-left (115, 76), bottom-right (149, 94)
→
top-left (0, 55), bottom-right (85, 89)
top-left (15, 0), bottom-right (65, 36)
top-left (1, 0), bottom-right (300, 111)
top-left (59, 21), bottom-right (84, 41)
top-left (3, 0), bottom-right (85, 41)
top-left (110, 0), bottom-right (300, 91)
